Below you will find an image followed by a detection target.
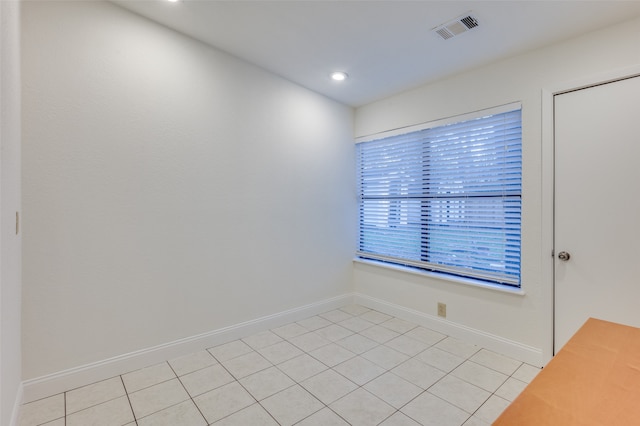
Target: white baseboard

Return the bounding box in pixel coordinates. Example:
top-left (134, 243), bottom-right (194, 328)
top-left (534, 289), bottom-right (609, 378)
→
top-left (22, 293), bottom-right (354, 403)
top-left (354, 293), bottom-right (544, 367)
top-left (21, 292), bottom-right (544, 404)
top-left (9, 383), bottom-right (24, 426)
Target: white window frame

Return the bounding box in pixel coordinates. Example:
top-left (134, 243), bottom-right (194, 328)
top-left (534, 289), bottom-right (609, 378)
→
top-left (355, 103), bottom-right (522, 287)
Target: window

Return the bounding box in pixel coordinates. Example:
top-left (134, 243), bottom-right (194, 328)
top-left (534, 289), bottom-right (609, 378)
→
top-left (356, 105), bottom-right (522, 287)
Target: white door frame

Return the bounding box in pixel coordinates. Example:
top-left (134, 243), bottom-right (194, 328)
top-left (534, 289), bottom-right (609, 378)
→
top-left (541, 64), bottom-right (640, 363)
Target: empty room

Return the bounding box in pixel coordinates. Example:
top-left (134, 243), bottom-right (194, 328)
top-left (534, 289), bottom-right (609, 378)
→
top-left (2, 1), bottom-right (640, 425)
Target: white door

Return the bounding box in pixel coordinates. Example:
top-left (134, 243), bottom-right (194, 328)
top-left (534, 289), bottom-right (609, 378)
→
top-left (554, 75), bottom-right (640, 352)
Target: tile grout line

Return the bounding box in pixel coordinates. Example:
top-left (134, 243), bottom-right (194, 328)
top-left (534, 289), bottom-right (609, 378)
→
top-left (211, 360), bottom-right (257, 425)
top-left (254, 311), bottom-right (360, 425)
top-left (288, 314), bottom-right (422, 425)
top-left (122, 363), bottom-right (188, 424)
top-left (20, 306), bottom-right (539, 426)
top-left (206, 350), bottom-right (270, 425)
top-left (166, 362), bottom-right (209, 425)
top-left (337, 312), bottom-right (507, 425)
top-left (296, 311), bottom-right (423, 424)
top-left (120, 375), bottom-right (137, 426)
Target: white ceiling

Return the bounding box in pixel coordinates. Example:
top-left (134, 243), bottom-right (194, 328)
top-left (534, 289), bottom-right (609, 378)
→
top-left (113, 1), bottom-right (640, 107)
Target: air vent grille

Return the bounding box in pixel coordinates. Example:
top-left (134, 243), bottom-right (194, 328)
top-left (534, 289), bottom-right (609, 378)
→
top-left (436, 28), bottom-right (454, 40)
top-left (433, 13), bottom-right (479, 40)
top-left (460, 16), bottom-right (478, 30)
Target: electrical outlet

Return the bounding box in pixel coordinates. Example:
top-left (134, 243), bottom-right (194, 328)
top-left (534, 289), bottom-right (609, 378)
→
top-left (437, 302), bottom-right (447, 318)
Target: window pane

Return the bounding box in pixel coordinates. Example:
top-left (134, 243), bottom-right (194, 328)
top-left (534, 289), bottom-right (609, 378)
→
top-left (425, 197), bottom-right (521, 281)
top-left (356, 106), bottom-right (522, 286)
top-left (359, 199), bottom-right (423, 261)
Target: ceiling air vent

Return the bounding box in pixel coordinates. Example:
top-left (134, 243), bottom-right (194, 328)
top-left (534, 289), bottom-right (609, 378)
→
top-left (433, 13), bottom-right (479, 40)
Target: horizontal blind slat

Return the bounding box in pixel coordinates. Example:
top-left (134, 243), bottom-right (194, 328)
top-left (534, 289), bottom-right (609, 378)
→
top-left (356, 107), bottom-right (522, 286)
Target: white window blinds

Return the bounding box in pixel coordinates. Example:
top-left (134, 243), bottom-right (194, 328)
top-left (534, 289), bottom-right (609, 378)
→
top-left (356, 106), bottom-right (522, 286)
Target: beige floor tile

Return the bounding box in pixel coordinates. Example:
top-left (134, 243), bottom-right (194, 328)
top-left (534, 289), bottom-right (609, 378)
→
top-left (335, 333), bottom-right (378, 354)
top-left (193, 381), bottom-right (255, 424)
top-left (288, 332), bottom-right (331, 352)
top-left (337, 317), bottom-right (374, 333)
top-left (359, 325), bottom-right (401, 344)
top-left (385, 335), bottom-right (429, 356)
top-left (168, 350), bottom-right (218, 377)
top-left (220, 351), bottom-right (272, 379)
top-left (495, 377), bottom-right (527, 401)
top-left (361, 344), bottom-right (410, 370)
top-left (511, 363), bottom-right (541, 383)
top-left (137, 400), bottom-right (206, 426)
top-left (257, 340), bottom-right (303, 364)
top-left (470, 349), bottom-right (522, 376)
top-left (18, 394), bottom-right (64, 426)
top-left (474, 394), bottom-right (510, 424)
top-left (359, 310), bottom-right (392, 324)
top-left (179, 364), bottom-right (235, 397)
top-left (314, 324), bottom-right (353, 342)
top-left (66, 376), bottom-right (126, 414)
top-left (239, 366), bottom-right (295, 401)
top-left (271, 323), bottom-right (308, 339)
top-left (339, 304), bottom-right (371, 316)
top-left (213, 403), bottom-right (278, 425)
top-left (242, 330), bottom-right (283, 350)
top-left (66, 396), bottom-right (134, 426)
top-left (309, 343), bottom-right (355, 367)
top-left (300, 369), bottom-right (358, 405)
top-left (319, 309), bottom-right (353, 323)
top-left (428, 375), bottom-right (491, 413)
top-left (296, 315), bottom-right (332, 331)
top-left (129, 378), bottom-right (190, 419)
top-left (296, 407), bottom-right (350, 425)
top-left (392, 358), bottom-right (446, 389)
top-left (364, 372), bottom-right (423, 409)
top-left (333, 356), bottom-right (386, 386)
top-left (415, 347), bottom-right (465, 373)
top-left (208, 340), bottom-right (253, 362)
top-left (330, 388), bottom-right (395, 426)
top-left (379, 317), bottom-right (418, 334)
top-left (451, 361), bottom-right (508, 393)
top-left (435, 337), bottom-right (480, 359)
top-left (401, 392), bottom-right (469, 426)
top-left (261, 385), bottom-right (323, 426)
top-left (463, 415), bottom-right (491, 426)
top-left (405, 327), bottom-right (447, 346)
top-left (122, 362), bottom-right (176, 393)
top-left (277, 354), bottom-right (328, 382)
top-left (379, 412), bottom-right (421, 426)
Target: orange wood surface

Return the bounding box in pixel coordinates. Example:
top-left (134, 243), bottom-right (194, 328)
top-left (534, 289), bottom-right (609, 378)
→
top-left (494, 318), bottom-right (640, 425)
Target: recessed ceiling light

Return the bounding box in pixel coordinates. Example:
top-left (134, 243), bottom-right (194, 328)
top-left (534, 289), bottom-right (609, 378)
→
top-left (167, 0), bottom-right (180, 3)
top-left (331, 71), bottom-right (348, 82)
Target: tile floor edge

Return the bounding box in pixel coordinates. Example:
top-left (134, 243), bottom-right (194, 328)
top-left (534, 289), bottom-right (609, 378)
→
top-left (353, 293), bottom-right (544, 367)
top-left (20, 293), bottom-right (355, 404)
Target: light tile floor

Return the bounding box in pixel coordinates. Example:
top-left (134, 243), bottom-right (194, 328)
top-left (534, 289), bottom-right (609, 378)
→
top-left (18, 305), bottom-right (540, 426)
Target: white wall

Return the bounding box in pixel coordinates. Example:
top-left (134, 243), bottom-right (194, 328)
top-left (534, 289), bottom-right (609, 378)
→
top-left (21, 0), bottom-right (639, 396)
top-left (0, 1), bottom-right (22, 424)
top-left (22, 1), bottom-right (355, 381)
top-left (354, 16), bottom-right (640, 366)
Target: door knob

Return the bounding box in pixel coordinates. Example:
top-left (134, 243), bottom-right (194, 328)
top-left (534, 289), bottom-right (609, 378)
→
top-left (558, 251), bottom-right (571, 261)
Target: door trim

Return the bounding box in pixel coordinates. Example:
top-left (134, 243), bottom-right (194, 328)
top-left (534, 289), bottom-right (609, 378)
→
top-left (541, 64), bottom-right (640, 362)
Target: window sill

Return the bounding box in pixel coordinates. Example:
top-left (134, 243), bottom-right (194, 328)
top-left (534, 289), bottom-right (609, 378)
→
top-left (353, 257), bottom-right (526, 296)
